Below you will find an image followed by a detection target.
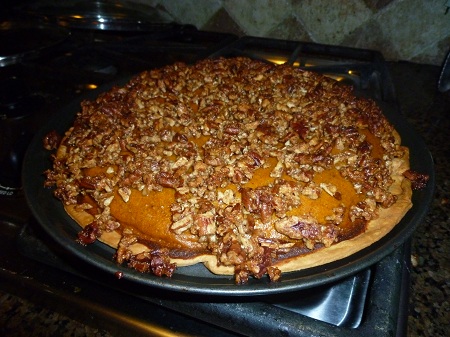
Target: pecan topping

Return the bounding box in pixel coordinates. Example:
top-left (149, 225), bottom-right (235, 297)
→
top-left (127, 250), bottom-right (176, 277)
top-left (43, 130), bottom-right (62, 150)
top-left (44, 57), bottom-right (411, 284)
top-left (77, 222), bottom-right (101, 245)
top-left (155, 172), bottom-right (183, 188)
top-left (274, 215), bottom-right (339, 249)
top-left (403, 169), bottom-right (429, 190)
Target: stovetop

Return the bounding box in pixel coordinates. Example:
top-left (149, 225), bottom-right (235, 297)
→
top-left (1, 215), bottom-right (410, 337)
top-left (0, 22), bottom-right (415, 337)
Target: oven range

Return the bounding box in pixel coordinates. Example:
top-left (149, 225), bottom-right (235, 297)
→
top-left (0, 15), bottom-right (434, 337)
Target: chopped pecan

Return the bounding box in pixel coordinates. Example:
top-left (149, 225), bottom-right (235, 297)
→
top-left (171, 214), bottom-right (193, 234)
top-left (127, 249), bottom-right (176, 277)
top-left (155, 171), bottom-right (183, 188)
top-left (247, 151), bottom-right (263, 167)
top-left (403, 169), bottom-right (429, 190)
top-left (43, 130), bottom-right (62, 150)
top-left (291, 121), bottom-right (308, 140)
top-left (77, 222), bottom-right (101, 245)
top-left (241, 187), bottom-right (274, 223)
top-left (274, 215), bottom-right (338, 249)
top-left (223, 123), bottom-right (241, 135)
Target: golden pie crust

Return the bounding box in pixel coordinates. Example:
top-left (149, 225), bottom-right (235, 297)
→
top-left (45, 57), bottom-right (413, 283)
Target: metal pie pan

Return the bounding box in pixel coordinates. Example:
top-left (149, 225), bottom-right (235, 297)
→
top-left (23, 78), bottom-right (434, 297)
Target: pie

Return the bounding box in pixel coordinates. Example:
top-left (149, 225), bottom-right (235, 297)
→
top-left (43, 57), bottom-right (424, 284)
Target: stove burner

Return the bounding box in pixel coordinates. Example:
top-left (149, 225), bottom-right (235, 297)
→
top-left (0, 77), bottom-right (44, 194)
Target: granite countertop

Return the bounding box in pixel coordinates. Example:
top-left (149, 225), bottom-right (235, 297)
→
top-left (389, 62), bottom-right (450, 337)
top-left (0, 62), bottom-right (449, 337)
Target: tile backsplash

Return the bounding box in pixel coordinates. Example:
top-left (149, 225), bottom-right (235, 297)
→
top-left (135, 0), bottom-right (450, 66)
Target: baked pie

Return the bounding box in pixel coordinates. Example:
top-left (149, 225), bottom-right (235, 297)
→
top-left (44, 57), bottom-right (424, 284)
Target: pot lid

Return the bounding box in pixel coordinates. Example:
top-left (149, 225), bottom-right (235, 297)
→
top-left (26, 0), bottom-right (176, 31)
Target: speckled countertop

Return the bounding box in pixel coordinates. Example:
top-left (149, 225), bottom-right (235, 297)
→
top-left (0, 62), bottom-right (449, 337)
top-left (388, 62), bottom-right (450, 337)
